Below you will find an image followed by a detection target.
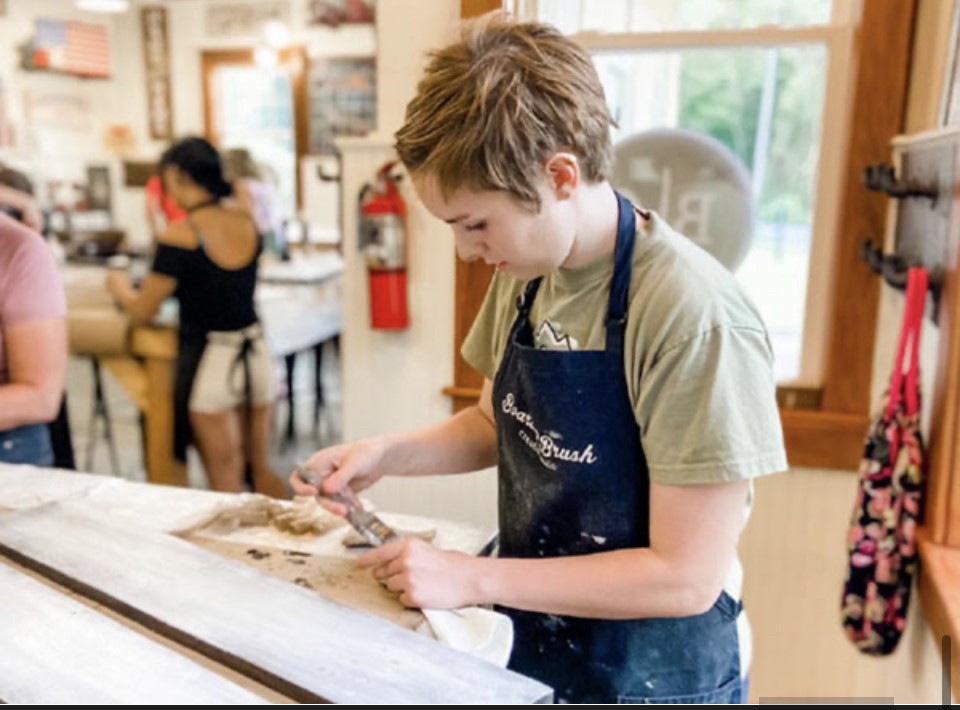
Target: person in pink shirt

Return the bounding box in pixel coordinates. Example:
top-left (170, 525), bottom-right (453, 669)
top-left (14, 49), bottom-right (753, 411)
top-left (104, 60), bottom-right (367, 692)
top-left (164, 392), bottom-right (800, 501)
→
top-left (0, 196), bottom-right (67, 466)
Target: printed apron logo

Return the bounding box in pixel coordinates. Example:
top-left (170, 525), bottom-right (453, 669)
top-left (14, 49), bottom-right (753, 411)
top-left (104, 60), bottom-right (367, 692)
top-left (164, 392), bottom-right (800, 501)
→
top-left (501, 392), bottom-right (598, 470)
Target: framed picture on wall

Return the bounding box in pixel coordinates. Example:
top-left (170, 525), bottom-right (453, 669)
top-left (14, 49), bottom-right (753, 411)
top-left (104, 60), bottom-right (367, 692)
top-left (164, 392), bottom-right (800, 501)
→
top-left (307, 0), bottom-right (375, 27)
top-left (86, 165), bottom-right (112, 214)
top-left (205, 1), bottom-right (288, 38)
top-left (308, 57), bottom-right (376, 155)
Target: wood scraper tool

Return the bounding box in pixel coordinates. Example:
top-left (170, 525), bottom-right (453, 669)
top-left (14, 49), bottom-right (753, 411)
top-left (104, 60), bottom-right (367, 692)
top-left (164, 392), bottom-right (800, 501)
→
top-left (294, 463), bottom-right (398, 547)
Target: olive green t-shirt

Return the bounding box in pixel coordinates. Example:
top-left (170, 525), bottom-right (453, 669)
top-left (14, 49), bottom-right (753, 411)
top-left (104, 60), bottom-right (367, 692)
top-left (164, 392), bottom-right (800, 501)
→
top-left (462, 211), bottom-right (788, 486)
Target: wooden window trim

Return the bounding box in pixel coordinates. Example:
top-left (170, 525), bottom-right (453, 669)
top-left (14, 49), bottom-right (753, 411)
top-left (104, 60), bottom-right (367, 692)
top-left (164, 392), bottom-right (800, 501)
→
top-left (447, 1), bottom-right (915, 471)
top-left (200, 48), bottom-right (309, 208)
top-left (917, 131), bottom-right (960, 684)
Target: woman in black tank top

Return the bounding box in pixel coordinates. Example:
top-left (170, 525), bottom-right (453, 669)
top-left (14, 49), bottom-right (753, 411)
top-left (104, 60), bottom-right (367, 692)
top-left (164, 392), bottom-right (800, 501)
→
top-left (107, 137), bottom-right (286, 497)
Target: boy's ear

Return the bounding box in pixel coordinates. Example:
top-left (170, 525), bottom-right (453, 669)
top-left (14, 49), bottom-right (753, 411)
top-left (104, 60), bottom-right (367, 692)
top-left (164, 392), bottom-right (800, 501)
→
top-left (544, 152), bottom-right (580, 199)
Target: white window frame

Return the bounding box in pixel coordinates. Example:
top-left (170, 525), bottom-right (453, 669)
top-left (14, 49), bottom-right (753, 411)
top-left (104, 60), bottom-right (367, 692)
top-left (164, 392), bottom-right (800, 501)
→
top-left (517, 0), bottom-right (858, 387)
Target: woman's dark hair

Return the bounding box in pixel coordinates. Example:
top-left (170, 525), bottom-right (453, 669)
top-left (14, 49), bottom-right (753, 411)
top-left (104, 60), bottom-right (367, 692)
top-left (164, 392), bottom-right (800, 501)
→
top-left (0, 165), bottom-right (34, 224)
top-left (0, 165), bottom-right (34, 195)
top-left (160, 136), bottom-right (233, 199)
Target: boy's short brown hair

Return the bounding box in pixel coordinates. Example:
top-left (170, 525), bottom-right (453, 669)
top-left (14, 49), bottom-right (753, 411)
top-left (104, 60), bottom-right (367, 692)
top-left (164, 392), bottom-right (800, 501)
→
top-left (394, 13), bottom-right (614, 209)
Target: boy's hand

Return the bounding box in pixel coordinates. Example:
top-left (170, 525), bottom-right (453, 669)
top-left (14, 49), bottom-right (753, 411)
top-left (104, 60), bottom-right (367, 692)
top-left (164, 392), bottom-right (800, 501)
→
top-left (357, 538), bottom-right (481, 610)
top-left (289, 438), bottom-right (388, 515)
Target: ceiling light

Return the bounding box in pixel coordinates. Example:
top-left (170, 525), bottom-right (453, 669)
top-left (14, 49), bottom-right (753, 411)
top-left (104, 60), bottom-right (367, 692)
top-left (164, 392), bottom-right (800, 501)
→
top-left (263, 20), bottom-right (291, 49)
top-left (254, 46), bottom-right (279, 69)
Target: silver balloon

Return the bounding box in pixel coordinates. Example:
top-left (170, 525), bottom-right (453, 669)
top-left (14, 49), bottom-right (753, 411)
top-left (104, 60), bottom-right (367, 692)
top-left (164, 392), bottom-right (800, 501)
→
top-left (611, 127), bottom-right (755, 272)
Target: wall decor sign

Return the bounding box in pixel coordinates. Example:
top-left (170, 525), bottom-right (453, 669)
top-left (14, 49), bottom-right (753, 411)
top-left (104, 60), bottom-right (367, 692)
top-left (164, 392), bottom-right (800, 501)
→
top-left (205, 1), bottom-right (289, 38)
top-left (141, 6), bottom-right (173, 141)
top-left (86, 165), bottom-right (112, 213)
top-left (21, 18), bottom-right (111, 79)
top-left (307, 0), bottom-right (375, 27)
top-left (308, 56), bottom-right (376, 155)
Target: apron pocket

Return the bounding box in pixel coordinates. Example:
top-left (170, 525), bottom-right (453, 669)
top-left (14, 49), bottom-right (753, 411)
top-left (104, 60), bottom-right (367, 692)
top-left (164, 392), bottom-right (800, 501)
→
top-left (617, 672), bottom-right (743, 704)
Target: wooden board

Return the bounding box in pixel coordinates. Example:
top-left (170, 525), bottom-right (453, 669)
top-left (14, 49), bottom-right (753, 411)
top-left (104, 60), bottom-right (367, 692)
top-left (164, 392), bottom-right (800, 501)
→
top-left (0, 502), bottom-right (551, 704)
top-left (0, 562), bottom-right (266, 704)
top-left (187, 537), bottom-right (427, 632)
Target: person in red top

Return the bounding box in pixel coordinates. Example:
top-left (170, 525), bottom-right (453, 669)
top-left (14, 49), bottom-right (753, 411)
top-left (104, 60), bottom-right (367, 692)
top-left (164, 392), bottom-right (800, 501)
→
top-left (145, 173), bottom-right (186, 238)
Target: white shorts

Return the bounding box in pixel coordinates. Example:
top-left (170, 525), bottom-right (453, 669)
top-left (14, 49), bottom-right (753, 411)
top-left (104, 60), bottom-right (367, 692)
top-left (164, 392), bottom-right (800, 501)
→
top-left (189, 324), bottom-right (277, 413)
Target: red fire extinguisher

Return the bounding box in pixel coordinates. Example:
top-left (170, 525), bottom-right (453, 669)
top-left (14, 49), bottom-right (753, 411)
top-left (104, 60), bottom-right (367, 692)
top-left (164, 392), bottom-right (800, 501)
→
top-left (359, 161), bottom-right (409, 330)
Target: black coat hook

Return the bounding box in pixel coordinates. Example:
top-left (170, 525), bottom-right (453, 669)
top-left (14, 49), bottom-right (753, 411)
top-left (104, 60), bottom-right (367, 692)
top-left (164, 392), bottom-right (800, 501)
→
top-left (861, 239), bottom-right (943, 322)
top-left (863, 164), bottom-right (938, 201)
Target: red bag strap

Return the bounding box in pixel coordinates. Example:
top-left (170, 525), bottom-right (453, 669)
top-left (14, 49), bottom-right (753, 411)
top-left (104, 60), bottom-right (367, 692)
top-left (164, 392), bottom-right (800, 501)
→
top-left (886, 267), bottom-right (928, 418)
top-left (904, 267), bottom-right (927, 415)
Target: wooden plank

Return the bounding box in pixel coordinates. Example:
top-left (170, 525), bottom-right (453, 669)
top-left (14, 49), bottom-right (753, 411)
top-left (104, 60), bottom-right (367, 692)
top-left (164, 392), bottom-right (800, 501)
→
top-left (451, 259), bottom-right (494, 413)
top-left (0, 502), bottom-right (551, 704)
top-left (461, 0), bottom-right (504, 18)
top-left (925, 141), bottom-right (960, 546)
top-left (0, 562), bottom-right (266, 704)
top-left (141, 342), bottom-right (187, 487)
top-left (778, 408), bottom-right (868, 471)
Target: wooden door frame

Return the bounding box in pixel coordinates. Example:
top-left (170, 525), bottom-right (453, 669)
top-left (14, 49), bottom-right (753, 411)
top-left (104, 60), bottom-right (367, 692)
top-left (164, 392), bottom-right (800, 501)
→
top-left (200, 47), bottom-right (309, 208)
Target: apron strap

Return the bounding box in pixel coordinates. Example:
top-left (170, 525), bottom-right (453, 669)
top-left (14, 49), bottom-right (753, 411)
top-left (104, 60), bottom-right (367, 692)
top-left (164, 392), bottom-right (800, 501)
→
top-left (508, 191), bottom-right (637, 354)
top-left (605, 192), bottom-right (638, 353)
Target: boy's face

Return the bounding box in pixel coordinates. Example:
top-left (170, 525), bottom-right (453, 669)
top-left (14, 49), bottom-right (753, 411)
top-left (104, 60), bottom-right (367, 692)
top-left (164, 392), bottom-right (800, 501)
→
top-left (413, 175), bottom-right (576, 282)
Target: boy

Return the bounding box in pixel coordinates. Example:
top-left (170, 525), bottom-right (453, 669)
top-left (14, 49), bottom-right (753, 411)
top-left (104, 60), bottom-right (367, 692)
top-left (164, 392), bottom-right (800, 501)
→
top-left (292, 13), bottom-right (786, 704)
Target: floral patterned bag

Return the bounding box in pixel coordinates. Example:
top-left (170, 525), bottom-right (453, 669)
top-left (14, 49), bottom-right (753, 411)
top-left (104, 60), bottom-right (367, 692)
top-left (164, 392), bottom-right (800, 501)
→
top-left (841, 267), bottom-right (927, 655)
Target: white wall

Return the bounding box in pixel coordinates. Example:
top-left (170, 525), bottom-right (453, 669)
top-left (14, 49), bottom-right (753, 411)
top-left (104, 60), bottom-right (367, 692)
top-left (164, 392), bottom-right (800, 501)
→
top-left (334, 0), bottom-right (501, 528)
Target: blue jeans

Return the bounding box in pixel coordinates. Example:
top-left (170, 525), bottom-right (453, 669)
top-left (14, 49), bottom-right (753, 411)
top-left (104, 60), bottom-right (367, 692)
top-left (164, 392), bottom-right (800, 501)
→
top-left (0, 423), bottom-right (54, 466)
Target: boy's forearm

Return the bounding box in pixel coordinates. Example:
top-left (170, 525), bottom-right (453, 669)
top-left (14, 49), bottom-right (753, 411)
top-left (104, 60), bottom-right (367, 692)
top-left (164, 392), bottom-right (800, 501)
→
top-left (469, 549), bottom-right (722, 620)
top-left (381, 404), bottom-right (498, 478)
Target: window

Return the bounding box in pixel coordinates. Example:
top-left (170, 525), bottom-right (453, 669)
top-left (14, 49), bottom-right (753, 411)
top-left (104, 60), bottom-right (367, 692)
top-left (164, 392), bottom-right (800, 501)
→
top-left (521, 0), bottom-right (854, 384)
top-left (210, 64), bottom-right (297, 214)
top-left (202, 49), bottom-right (309, 213)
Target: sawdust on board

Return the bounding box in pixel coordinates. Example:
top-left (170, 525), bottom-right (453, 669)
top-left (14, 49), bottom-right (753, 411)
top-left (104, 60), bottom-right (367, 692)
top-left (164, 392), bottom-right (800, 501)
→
top-left (175, 494), bottom-right (429, 634)
top-left (176, 494), bottom-right (342, 537)
top-left (188, 537), bottom-right (427, 633)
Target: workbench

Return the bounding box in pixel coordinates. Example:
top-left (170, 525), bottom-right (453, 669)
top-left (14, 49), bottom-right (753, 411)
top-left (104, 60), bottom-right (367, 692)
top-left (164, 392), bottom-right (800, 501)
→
top-left (0, 464), bottom-right (551, 703)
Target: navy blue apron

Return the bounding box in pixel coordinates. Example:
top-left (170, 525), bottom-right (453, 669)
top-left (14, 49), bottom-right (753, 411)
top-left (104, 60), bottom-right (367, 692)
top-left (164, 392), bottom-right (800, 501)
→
top-left (492, 192), bottom-right (744, 704)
